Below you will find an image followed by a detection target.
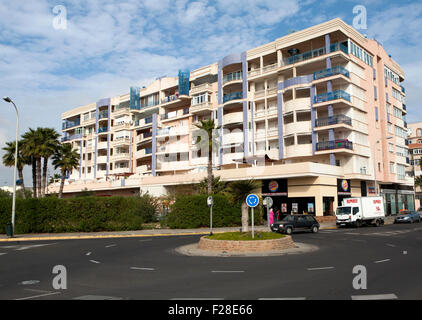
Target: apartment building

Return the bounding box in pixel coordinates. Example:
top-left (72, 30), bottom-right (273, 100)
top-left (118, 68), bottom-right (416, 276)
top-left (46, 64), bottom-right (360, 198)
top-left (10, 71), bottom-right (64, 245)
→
top-left (407, 122), bottom-right (422, 209)
top-left (50, 18), bottom-right (414, 216)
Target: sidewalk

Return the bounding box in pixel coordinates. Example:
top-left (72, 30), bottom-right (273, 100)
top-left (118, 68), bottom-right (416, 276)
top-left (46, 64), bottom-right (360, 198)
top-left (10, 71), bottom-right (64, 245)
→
top-left (0, 222), bottom-right (337, 242)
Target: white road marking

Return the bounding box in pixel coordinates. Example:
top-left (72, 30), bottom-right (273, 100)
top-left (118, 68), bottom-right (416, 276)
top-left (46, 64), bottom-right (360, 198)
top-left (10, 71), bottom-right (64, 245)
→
top-left (259, 297), bottom-right (306, 300)
top-left (403, 251), bottom-right (408, 255)
top-left (170, 298), bottom-right (224, 300)
top-left (351, 294), bottom-right (397, 300)
top-left (20, 280), bottom-right (40, 285)
top-left (374, 259), bottom-right (391, 264)
top-left (15, 291), bottom-right (61, 300)
top-left (86, 252), bottom-right (92, 256)
top-left (130, 267), bottom-right (155, 271)
top-left (0, 253), bottom-right (7, 256)
top-left (386, 244), bottom-right (396, 247)
top-left (89, 260), bottom-right (100, 264)
top-left (105, 244), bottom-right (116, 248)
top-left (344, 232), bottom-right (361, 235)
top-left (211, 270), bottom-right (245, 273)
top-left (139, 239), bottom-right (152, 242)
top-left (15, 243), bottom-right (56, 251)
top-left (307, 267), bottom-right (335, 271)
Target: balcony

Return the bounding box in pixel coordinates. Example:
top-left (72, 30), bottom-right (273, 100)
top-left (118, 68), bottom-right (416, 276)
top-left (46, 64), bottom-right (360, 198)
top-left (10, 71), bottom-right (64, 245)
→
top-left (98, 127), bottom-right (108, 134)
top-left (401, 85), bottom-right (405, 94)
top-left (190, 83), bottom-right (212, 95)
top-left (157, 126), bottom-right (189, 136)
top-left (282, 42), bottom-right (348, 67)
top-left (136, 148), bottom-right (152, 158)
top-left (62, 119), bottom-right (81, 130)
top-left (316, 139), bottom-right (353, 151)
top-left (223, 112), bottom-right (244, 126)
top-left (223, 71), bottom-right (242, 85)
top-left (315, 115), bottom-right (352, 128)
top-left (140, 101), bottom-right (159, 109)
top-left (161, 94), bottom-right (179, 104)
top-left (313, 66), bottom-right (350, 81)
top-left (112, 153), bottom-right (130, 162)
top-left (134, 117), bottom-right (153, 127)
top-left (314, 90), bottom-right (351, 104)
top-left (191, 101), bottom-right (213, 114)
top-left (112, 137), bottom-right (130, 146)
top-left (98, 111), bottom-right (109, 120)
top-left (223, 91), bottom-right (243, 104)
top-left (161, 108), bottom-right (190, 121)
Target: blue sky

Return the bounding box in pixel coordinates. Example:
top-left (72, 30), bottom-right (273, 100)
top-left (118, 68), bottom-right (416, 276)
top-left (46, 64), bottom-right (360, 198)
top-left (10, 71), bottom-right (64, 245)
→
top-left (1, 0), bottom-right (421, 185)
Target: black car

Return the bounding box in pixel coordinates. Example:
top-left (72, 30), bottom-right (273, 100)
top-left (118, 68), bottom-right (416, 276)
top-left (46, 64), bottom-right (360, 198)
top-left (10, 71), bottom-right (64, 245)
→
top-left (271, 214), bottom-right (320, 235)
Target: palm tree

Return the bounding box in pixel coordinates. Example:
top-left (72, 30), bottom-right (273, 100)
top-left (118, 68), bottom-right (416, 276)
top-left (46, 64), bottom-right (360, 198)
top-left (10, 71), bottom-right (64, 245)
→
top-left (52, 143), bottom-right (80, 198)
top-left (194, 119), bottom-right (220, 195)
top-left (2, 140), bottom-right (31, 199)
top-left (21, 128), bottom-right (44, 198)
top-left (39, 128), bottom-right (60, 197)
top-left (228, 180), bottom-right (262, 232)
top-left (49, 173), bottom-right (61, 185)
top-left (198, 176), bottom-right (227, 195)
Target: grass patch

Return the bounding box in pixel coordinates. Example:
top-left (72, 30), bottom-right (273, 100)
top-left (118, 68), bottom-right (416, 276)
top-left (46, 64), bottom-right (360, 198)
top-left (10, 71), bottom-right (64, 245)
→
top-left (206, 231), bottom-right (285, 241)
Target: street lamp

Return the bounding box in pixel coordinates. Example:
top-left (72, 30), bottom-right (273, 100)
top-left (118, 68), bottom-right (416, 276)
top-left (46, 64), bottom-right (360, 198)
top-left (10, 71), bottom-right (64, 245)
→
top-left (373, 136), bottom-right (393, 196)
top-left (3, 97), bottom-right (19, 237)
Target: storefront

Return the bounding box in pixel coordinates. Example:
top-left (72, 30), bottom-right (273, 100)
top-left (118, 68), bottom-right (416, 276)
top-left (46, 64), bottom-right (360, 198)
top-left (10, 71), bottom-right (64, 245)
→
top-left (337, 179), bottom-right (352, 206)
top-left (381, 184), bottom-right (415, 216)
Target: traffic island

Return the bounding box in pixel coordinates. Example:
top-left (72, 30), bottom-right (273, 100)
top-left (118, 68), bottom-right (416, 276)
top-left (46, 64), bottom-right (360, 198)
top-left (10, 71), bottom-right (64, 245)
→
top-left (175, 232), bottom-right (318, 257)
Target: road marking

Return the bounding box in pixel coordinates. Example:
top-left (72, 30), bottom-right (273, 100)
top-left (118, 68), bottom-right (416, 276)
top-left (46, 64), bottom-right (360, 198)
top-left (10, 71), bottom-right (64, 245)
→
top-left (211, 270), bottom-right (245, 273)
top-left (105, 244), bottom-right (116, 248)
top-left (15, 291), bottom-right (61, 300)
top-left (0, 253), bottom-right (7, 256)
top-left (89, 260), bottom-right (100, 264)
top-left (139, 239), bottom-right (152, 242)
top-left (351, 294), bottom-right (397, 300)
top-left (386, 244), bottom-right (396, 247)
top-left (344, 232), bottom-right (361, 235)
top-left (73, 295), bottom-right (123, 300)
top-left (15, 243), bottom-right (56, 251)
top-left (20, 280), bottom-right (40, 285)
top-left (170, 298), bottom-right (224, 300)
top-left (351, 239), bottom-right (367, 242)
top-left (374, 259), bottom-right (391, 264)
top-left (130, 267), bottom-right (155, 271)
top-left (86, 252), bottom-right (92, 256)
top-left (307, 267), bottom-right (335, 271)
top-left (259, 297), bottom-right (306, 300)
top-left (403, 251), bottom-right (408, 255)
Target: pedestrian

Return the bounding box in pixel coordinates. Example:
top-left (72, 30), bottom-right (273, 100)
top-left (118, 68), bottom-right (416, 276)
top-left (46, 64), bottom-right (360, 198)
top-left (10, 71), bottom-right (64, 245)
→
top-left (275, 208), bottom-right (280, 221)
top-left (269, 208), bottom-right (275, 225)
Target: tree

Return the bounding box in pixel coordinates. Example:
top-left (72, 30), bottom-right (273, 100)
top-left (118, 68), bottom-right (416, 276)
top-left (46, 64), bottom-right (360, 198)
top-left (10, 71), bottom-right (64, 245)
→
top-left (193, 119), bottom-right (221, 195)
top-left (49, 173), bottom-right (61, 185)
top-left (21, 128), bottom-right (44, 198)
top-left (228, 180), bottom-right (262, 232)
top-left (2, 140), bottom-right (31, 199)
top-left (198, 176), bottom-right (227, 195)
top-left (39, 128), bottom-right (60, 197)
top-left (52, 143), bottom-right (80, 199)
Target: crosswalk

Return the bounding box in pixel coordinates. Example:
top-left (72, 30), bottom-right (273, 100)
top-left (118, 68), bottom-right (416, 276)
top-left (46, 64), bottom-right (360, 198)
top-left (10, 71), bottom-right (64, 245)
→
top-left (362, 227), bottom-right (422, 237)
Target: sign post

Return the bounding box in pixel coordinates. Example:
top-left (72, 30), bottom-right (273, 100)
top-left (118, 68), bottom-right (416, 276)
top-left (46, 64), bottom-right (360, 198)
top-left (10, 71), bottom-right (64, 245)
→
top-left (263, 197), bottom-right (273, 231)
top-left (246, 194), bottom-right (259, 239)
top-left (207, 196), bottom-right (213, 235)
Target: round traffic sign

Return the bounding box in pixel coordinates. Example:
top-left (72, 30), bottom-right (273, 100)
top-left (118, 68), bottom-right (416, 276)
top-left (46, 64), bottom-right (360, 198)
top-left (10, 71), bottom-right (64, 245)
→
top-left (246, 194), bottom-right (259, 208)
top-left (263, 197), bottom-right (273, 207)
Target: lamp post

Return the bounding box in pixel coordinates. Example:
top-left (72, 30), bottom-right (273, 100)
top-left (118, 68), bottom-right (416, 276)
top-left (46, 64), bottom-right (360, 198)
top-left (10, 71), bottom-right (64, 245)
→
top-left (3, 97), bottom-right (19, 236)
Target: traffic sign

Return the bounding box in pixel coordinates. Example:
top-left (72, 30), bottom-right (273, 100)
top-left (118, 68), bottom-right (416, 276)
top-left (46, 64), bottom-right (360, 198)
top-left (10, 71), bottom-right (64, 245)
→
top-left (207, 196), bottom-right (213, 207)
top-left (263, 197), bottom-right (273, 208)
top-left (246, 194), bottom-right (259, 208)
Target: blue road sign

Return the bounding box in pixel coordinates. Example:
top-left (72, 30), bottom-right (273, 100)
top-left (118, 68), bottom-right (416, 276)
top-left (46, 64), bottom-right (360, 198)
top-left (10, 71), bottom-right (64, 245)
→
top-left (246, 194), bottom-right (259, 208)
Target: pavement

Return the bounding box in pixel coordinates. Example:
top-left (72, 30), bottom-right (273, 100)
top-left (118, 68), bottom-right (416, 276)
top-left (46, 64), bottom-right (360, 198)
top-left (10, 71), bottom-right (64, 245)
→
top-left (0, 222), bottom-right (337, 242)
top-left (0, 221), bottom-right (421, 300)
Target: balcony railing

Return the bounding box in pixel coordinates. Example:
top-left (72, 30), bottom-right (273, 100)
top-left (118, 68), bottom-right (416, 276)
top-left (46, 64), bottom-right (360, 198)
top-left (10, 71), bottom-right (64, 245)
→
top-left (223, 71), bottom-right (242, 84)
top-left (282, 42), bottom-right (348, 67)
top-left (313, 66), bottom-right (350, 81)
top-left (139, 101), bottom-right (159, 109)
top-left (62, 119), bottom-right (80, 130)
top-left (161, 94), bottom-right (179, 104)
top-left (403, 104), bottom-right (407, 111)
top-left (98, 111), bottom-right (109, 119)
top-left (314, 90), bottom-right (351, 104)
top-left (315, 115), bottom-right (352, 127)
top-left (401, 85), bottom-right (405, 93)
top-left (316, 139), bottom-right (353, 151)
top-left (98, 127), bottom-right (108, 134)
top-left (223, 91), bottom-right (243, 103)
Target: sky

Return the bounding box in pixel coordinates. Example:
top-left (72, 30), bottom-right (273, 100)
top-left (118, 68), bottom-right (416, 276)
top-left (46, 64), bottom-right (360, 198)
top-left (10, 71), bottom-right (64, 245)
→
top-left (0, 0), bottom-right (421, 186)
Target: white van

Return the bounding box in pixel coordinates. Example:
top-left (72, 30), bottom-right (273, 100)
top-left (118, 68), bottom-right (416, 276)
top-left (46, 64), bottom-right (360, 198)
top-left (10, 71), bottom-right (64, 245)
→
top-left (336, 197), bottom-right (385, 227)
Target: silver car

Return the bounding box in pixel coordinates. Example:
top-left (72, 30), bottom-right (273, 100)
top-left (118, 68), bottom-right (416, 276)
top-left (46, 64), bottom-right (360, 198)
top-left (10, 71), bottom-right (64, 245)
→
top-left (394, 210), bottom-right (421, 224)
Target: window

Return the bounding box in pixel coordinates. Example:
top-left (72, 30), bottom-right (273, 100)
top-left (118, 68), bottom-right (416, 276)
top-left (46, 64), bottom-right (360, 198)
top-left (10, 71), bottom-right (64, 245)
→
top-left (393, 107), bottom-right (403, 119)
top-left (417, 129), bottom-right (422, 137)
top-left (390, 162), bottom-right (395, 173)
top-left (389, 143), bottom-right (394, 153)
top-left (349, 40), bottom-right (373, 67)
top-left (392, 88), bottom-right (404, 103)
top-left (384, 66), bottom-right (400, 85)
top-left (192, 93), bottom-right (211, 105)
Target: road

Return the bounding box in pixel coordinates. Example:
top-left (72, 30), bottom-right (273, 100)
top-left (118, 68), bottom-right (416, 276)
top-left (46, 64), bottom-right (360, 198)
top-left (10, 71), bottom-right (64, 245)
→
top-left (0, 222), bottom-right (421, 300)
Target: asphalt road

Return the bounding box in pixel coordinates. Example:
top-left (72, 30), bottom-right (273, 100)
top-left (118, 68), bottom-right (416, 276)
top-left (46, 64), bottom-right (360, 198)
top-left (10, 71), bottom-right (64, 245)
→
top-left (0, 222), bottom-right (421, 300)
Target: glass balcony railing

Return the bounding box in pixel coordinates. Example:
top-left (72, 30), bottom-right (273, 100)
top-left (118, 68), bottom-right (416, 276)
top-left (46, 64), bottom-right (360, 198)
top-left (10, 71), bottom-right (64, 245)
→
top-left (401, 85), bottom-right (405, 94)
top-left (316, 139), bottom-right (353, 151)
top-left (98, 111), bottom-right (109, 119)
top-left (314, 90), bottom-right (351, 104)
top-left (223, 91), bottom-right (243, 103)
top-left (145, 147), bottom-right (152, 155)
top-left (315, 115), bottom-right (352, 127)
top-left (282, 42), bottom-right (348, 66)
top-left (143, 132), bottom-right (153, 139)
top-left (161, 94), bottom-right (179, 104)
top-left (98, 127), bottom-right (108, 134)
top-left (145, 116), bottom-right (153, 124)
top-left (62, 119), bottom-right (81, 130)
top-left (223, 71), bottom-right (242, 84)
top-left (403, 104), bottom-right (407, 111)
top-left (313, 66), bottom-right (350, 81)
top-left (140, 101), bottom-right (159, 109)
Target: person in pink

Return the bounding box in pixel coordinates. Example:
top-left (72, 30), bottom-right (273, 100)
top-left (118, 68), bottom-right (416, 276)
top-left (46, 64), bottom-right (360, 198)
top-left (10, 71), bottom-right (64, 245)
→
top-left (269, 208), bottom-right (275, 225)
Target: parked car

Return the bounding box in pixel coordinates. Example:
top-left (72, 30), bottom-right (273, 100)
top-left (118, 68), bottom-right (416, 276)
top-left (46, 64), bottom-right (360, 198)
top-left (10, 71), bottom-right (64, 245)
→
top-left (271, 214), bottom-right (320, 235)
top-left (394, 210), bottom-right (421, 224)
top-left (417, 208), bottom-right (422, 220)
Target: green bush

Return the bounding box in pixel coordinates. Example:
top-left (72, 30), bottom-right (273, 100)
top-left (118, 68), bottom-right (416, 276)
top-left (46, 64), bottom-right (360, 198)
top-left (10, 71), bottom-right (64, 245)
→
top-left (167, 194), bottom-right (262, 229)
top-left (0, 195), bottom-right (158, 234)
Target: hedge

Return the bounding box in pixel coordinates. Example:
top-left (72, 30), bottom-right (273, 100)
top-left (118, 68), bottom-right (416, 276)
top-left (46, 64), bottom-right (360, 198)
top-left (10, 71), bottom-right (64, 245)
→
top-left (0, 195), bottom-right (158, 234)
top-left (167, 194), bottom-right (262, 229)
